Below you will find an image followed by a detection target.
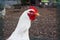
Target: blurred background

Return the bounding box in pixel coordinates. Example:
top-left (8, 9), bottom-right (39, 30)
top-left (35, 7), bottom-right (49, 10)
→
top-left (0, 0), bottom-right (60, 40)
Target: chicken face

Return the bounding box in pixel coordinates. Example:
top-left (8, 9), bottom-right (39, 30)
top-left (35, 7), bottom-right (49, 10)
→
top-left (27, 11), bottom-right (39, 21)
top-left (27, 6), bottom-right (40, 21)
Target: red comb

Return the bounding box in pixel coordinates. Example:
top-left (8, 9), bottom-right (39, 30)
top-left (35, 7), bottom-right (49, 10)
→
top-left (29, 6), bottom-right (38, 13)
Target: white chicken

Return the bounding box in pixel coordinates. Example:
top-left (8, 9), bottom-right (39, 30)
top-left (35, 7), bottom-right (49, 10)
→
top-left (7, 6), bottom-right (40, 40)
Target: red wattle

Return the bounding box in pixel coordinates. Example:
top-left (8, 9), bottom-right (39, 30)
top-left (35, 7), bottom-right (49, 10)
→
top-left (28, 13), bottom-right (36, 21)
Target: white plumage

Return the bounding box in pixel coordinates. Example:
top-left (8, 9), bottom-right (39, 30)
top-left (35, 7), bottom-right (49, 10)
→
top-left (7, 9), bottom-right (35, 40)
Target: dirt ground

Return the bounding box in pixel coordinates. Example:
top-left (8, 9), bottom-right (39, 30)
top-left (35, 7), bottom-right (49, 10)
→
top-left (4, 6), bottom-right (57, 40)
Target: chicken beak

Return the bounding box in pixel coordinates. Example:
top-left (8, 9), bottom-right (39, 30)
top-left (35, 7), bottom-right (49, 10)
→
top-left (35, 13), bottom-right (40, 16)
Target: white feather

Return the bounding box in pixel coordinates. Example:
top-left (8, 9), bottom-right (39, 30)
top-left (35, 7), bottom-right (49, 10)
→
top-left (7, 9), bottom-right (34, 40)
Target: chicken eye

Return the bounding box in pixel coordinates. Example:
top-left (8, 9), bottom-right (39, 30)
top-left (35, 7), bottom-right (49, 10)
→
top-left (29, 11), bottom-right (34, 14)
